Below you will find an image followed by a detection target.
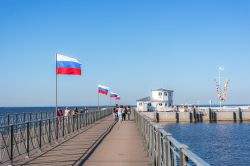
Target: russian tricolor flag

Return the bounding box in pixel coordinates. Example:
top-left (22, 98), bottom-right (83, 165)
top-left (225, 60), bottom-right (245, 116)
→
top-left (56, 54), bottom-right (82, 75)
top-left (110, 92), bottom-right (118, 98)
top-left (98, 84), bottom-right (109, 95)
top-left (116, 95), bottom-right (121, 100)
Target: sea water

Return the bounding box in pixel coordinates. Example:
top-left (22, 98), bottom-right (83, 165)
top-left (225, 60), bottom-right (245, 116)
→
top-left (163, 122), bottom-right (250, 166)
top-left (0, 106), bottom-right (106, 115)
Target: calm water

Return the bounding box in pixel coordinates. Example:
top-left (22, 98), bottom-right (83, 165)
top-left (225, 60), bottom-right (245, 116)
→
top-left (163, 122), bottom-right (250, 166)
top-left (0, 106), bottom-right (107, 115)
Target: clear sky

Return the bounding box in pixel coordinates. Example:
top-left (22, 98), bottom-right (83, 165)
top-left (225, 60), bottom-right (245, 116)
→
top-left (0, 0), bottom-right (249, 107)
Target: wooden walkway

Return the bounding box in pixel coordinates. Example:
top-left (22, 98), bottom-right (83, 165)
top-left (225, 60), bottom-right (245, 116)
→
top-left (10, 115), bottom-right (152, 166)
top-left (84, 117), bottom-right (152, 166)
top-left (12, 116), bottom-right (115, 166)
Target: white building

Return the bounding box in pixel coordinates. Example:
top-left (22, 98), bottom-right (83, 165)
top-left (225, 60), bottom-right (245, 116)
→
top-left (136, 88), bottom-right (174, 112)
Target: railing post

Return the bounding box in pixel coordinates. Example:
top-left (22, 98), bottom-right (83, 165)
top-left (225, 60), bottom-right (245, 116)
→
top-left (180, 145), bottom-right (188, 166)
top-left (10, 125), bottom-right (14, 165)
top-left (86, 113), bottom-right (88, 126)
top-left (39, 120), bottom-right (42, 149)
top-left (164, 133), bottom-right (172, 166)
top-left (48, 119), bottom-right (51, 144)
top-left (16, 114), bottom-right (18, 125)
top-left (26, 122), bottom-right (30, 157)
top-left (8, 114), bottom-right (10, 126)
top-left (29, 113), bottom-right (32, 122)
top-left (56, 118), bottom-right (59, 140)
top-left (62, 116), bottom-right (65, 137)
top-left (77, 114), bottom-right (79, 131)
top-left (73, 116), bottom-right (75, 132)
top-left (68, 116), bottom-right (70, 134)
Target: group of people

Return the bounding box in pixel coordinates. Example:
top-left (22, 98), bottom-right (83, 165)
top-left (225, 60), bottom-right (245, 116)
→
top-left (56, 106), bottom-right (89, 121)
top-left (112, 105), bottom-right (132, 122)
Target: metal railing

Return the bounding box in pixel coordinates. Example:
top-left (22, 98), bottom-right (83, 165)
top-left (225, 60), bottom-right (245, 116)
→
top-left (0, 112), bottom-right (55, 126)
top-left (0, 109), bottom-right (112, 165)
top-left (134, 110), bottom-right (210, 166)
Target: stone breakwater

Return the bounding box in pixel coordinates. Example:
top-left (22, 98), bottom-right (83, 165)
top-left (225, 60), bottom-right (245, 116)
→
top-left (140, 108), bottom-right (250, 122)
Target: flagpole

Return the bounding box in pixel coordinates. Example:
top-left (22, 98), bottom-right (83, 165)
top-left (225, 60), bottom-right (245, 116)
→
top-left (98, 93), bottom-right (100, 111)
top-left (56, 53), bottom-right (58, 116)
top-left (110, 97), bottom-right (111, 106)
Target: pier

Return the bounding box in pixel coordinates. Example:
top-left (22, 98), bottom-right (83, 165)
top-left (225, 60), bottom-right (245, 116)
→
top-left (0, 109), bottom-right (210, 166)
top-left (141, 107), bottom-right (250, 122)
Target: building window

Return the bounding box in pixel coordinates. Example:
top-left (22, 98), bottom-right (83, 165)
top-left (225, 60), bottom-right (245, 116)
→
top-left (159, 92), bottom-right (162, 96)
top-left (148, 103), bottom-right (151, 106)
top-left (165, 103), bottom-right (168, 106)
top-left (159, 103), bottom-right (162, 106)
top-left (164, 92), bottom-right (168, 96)
top-left (139, 103), bottom-right (142, 106)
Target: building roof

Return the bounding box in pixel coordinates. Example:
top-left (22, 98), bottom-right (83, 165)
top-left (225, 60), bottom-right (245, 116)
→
top-left (136, 96), bottom-right (150, 102)
top-left (152, 88), bottom-right (174, 92)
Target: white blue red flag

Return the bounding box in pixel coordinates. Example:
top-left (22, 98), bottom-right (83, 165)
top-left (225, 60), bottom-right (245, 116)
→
top-left (56, 54), bottom-right (82, 75)
top-left (98, 84), bottom-right (109, 95)
top-left (110, 92), bottom-right (118, 98)
top-left (116, 95), bottom-right (121, 100)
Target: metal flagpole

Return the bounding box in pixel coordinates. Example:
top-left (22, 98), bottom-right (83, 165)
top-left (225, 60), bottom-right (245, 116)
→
top-left (109, 91), bottom-right (111, 107)
top-left (218, 66), bottom-right (224, 110)
top-left (56, 53), bottom-right (58, 116)
top-left (219, 68), bottom-right (221, 109)
top-left (98, 92), bottom-right (100, 111)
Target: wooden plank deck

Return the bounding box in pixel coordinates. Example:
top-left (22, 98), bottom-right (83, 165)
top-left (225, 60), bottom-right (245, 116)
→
top-left (11, 115), bottom-right (115, 166)
top-left (84, 116), bottom-right (152, 166)
top-left (8, 114), bottom-right (152, 166)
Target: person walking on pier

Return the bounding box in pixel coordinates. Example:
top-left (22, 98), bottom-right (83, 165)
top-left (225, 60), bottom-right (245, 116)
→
top-left (84, 107), bottom-right (89, 113)
top-left (112, 107), bottom-right (117, 120)
top-left (57, 107), bottom-right (63, 124)
top-left (72, 107), bottom-right (79, 129)
top-left (127, 106), bottom-right (131, 120)
top-left (121, 106), bottom-right (126, 121)
top-left (72, 107), bottom-right (79, 116)
top-left (117, 106), bottom-right (123, 122)
top-left (64, 107), bottom-right (71, 123)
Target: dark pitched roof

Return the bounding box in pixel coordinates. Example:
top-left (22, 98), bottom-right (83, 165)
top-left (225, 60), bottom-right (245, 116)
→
top-left (136, 97), bottom-right (150, 102)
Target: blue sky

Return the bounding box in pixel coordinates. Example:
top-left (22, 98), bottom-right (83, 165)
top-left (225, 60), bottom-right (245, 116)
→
top-left (0, 0), bottom-right (249, 106)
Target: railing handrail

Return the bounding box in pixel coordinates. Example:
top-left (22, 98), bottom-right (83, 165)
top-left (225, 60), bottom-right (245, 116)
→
top-left (134, 110), bottom-right (210, 166)
top-left (183, 149), bottom-right (210, 166)
top-left (0, 112), bottom-right (99, 128)
top-left (0, 109), bottom-right (113, 165)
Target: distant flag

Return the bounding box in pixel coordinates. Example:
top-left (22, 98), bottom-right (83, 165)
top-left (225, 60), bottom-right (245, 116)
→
top-left (116, 95), bottom-right (121, 100)
top-left (98, 84), bottom-right (109, 95)
top-left (56, 54), bottom-right (82, 75)
top-left (110, 92), bottom-right (118, 98)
